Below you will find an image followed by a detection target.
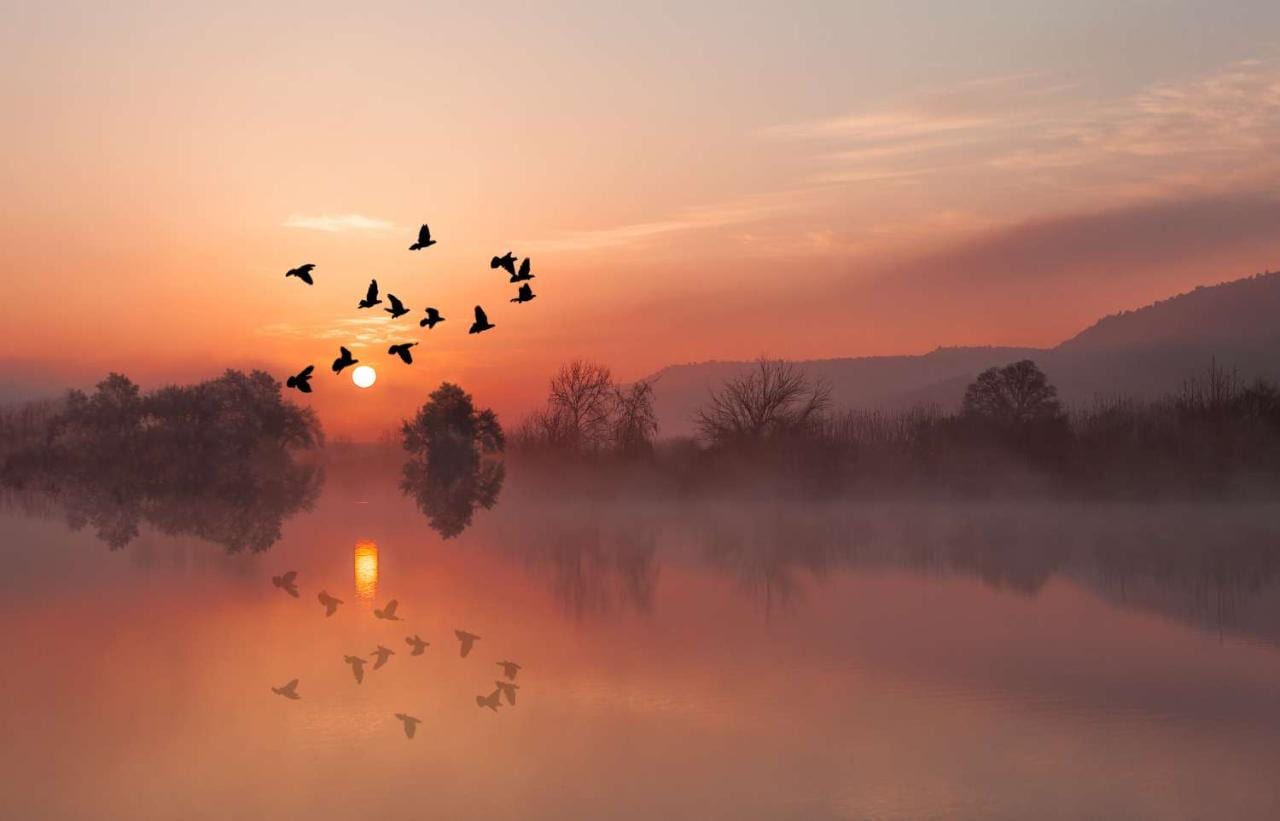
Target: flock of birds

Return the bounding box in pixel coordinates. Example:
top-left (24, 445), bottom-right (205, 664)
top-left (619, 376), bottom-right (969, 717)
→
top-left (269, 570), bottom-right (523, 740)
top-left (282, 223), bottom-right (538, 392)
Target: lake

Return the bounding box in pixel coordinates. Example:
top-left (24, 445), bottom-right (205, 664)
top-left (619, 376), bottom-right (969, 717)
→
top-left (2, 464), bottom-right (1279, 820)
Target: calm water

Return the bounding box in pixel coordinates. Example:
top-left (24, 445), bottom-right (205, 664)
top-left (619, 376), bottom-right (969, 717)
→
top-left (3, 465), bottom-right (1280, 820)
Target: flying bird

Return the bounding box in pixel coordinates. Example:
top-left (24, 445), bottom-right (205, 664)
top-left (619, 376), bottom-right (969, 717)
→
top-left (497, 661), bottom-right (522, 681)
top-left (284, 263), bottom-right (315, 285)
top-left (272, 679), bottom-right (301, 700)
top-left (490, 252), bottom-right (517, 275)
top-left (394, 713), bottom-right (422, 739)
top-left (344, 655), bottom-right (368, 684)
top-left (271, 570), bottom-right (299, 597)
top-left (373, 600), bottom-right (402, 620)
top-left (476, 689), bottom-right (502, 712)
top-left (454, 630), bottom-right (481, 658)
top-left (510, 257), bottom-right (534, 282)
top-left (371, 645), bottom-right (395, 670)
top-left (285, 366), bottom-right (314, 394)
top-left (317, 590), bottom-right (343, 617)
top-left (331, 347), bottom-right (358, 375)
top-left (405, 635), bottom-right (429, 655)
top-left (510, 283), bottom-right (536, 304)
top-left (409, 223), bottom-right (437, 251)
top-left (388, 342), bottom-right (419, 364)
top-left (358, 279), bottom-right (382, 309)
top-left (468, 306), bottom-right (495, 334)
top-left (494, 680), bottom-right (520, 706)
top-left (385, 293), bottom-right (409, 318)
top-left (420, 307), bottom-right (444, 329)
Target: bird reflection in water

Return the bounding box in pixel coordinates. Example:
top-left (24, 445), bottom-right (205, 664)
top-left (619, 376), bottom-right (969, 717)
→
top-left (354, 540), bottom-right (379, 600)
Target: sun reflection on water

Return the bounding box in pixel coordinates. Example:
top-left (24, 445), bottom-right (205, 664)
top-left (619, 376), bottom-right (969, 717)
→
top-left (354, 540), bottom-right (379, 600)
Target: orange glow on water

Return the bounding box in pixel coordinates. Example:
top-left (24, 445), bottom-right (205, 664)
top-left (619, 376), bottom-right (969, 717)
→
top-left (354, 540), bottom-right (379, 600)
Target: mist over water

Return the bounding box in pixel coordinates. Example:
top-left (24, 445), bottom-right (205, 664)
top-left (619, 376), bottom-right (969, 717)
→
top-left (2, 461), bottom-right (1280, 820)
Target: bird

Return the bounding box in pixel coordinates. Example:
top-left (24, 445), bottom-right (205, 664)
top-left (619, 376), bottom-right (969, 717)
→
top-left (271, 570), bottom-right (299, 597)
top-left (454, 630), bottom-right (480, 658)
top-left (285, 366), bottom-right (314, 394)
top-left (490, 252), bottom-right (517, 275)
top-left (272, 679), bottom-right (301, 700)
top-left (388, 342), bottom-right (418, 364)
top-left (385, 293), bottom-right (409, 318)
top-left (394, 713), bottom-right (422, 739)
top-left (497, 661), bottom-right (522, 681)
top-left (409, 224), bottom-right (437, 251)
top-left (476, 689), bottom-right (502, 712)
top-left (510, 283), bottom-right (536, 304)
top-left (284, 263), bottom-right (315, 285)
top-left (420, 307), bottom-right (444, 329)
top-left (344, 655), bottom-right (368, 684)
top-left (405, 635), bottom-right (429, 655)
top-left (331, 347), bottom-right (358, 375)
top-left (371, 645), bottom-right (395, 670)
top-left (358, 279), bottom-right (382, 309)
top-left (373, 600), bottom-right (402, 620)
top-left (494, 680), bottom-right (520, 706)
top-left (468, 306), bottom-right (495, 334)
top-left (510, 257), bottom-right (534, 282)
top-left (317, 590), bottom-right (343, 617)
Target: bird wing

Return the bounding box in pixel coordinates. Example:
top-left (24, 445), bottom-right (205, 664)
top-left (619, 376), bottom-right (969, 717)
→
top-left (426, 307), bottom-right (439, 319)
top-left (298, 366), bottom-right (314, 379)
top-left (283, 679), bottom-right (299, 693)
top-left (475, 306), bottom-right (488, 324)
top-left (340, 346), bottom-right (351, 360)
top-left (520, 284), bottom-right (532, 298)
top-left (366, 280), bottom-right (378, 301)
top-left (518, 258), bottom-right (530, 277)
top-left (383, 600), bottom-right (398, 617)
top-left (281, 571), bottom-right (297, 584)
top-left (419, 224), bottom-right (431, 244)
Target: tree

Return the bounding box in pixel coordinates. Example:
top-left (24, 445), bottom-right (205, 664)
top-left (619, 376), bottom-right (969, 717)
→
top-left (695, 358), bottom-right (830, 450)
top-left (546, 360), bottom-right (615, 453)
top-left (961, 360), bottom-right (1063, 428)
top-left (611, 381), bottom-right (658, 457)
top-left (402, 382), bottom-right (504, 466)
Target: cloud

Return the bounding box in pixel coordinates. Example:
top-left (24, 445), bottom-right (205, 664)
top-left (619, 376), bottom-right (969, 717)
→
top-left (283, 213), bottom-right (396, 233)
top-left (258, 317), bottom-right (407, 346)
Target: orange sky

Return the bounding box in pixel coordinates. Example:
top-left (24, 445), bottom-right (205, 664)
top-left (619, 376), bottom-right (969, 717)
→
top-left (3, 3), bottom-right (1280, 437)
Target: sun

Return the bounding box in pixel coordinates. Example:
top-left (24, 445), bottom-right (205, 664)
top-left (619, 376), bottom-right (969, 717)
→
top-left (352, 365), bottom-right (377, 389)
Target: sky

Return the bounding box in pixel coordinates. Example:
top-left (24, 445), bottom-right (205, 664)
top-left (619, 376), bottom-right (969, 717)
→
top-left (3, 1), bottom-right (1280, 437)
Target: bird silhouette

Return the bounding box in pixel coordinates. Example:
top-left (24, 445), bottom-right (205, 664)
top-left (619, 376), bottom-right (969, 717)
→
top-left (394, 713), bottom-right (423, 739)
top-left (285, 264), bottom-right (315, 285)
top-left (388, 342), bottom-right (418, 364)
top-left (409, 224), bottom-right (437, 251)
top-left (271, 570), bottom-right (299, 597)
top-left (285, 366), bottom-right (314, 394)
top-left (385, 293), bottom-right (409, 318)
top-left (420, 307), bottom-right (444, 329)
top-left (374, 600), bottom-right (402, 620)
top-left (468, 306), bottom-right (495, 334)
top-left (317, 590), bottom-right (343, 617)
top-left (510, 257), bottom-right (534, 282)
top-left (371, 645), bottom-right (395, 670)
top-left (497, 661), bottom-right (522, 680)
top-left (344, 655), bottom-right (368, 684)
top-left (491, 252), bottom-right (517, 275)
top-left (510, 283), bottom-right (536, 303)
top-left (405, 635), bottom-right (429, 655)
top-left (494, 680), bottom-right (520, 706)
top-left (454, 630), bottom-right (481, 658)
top-left (272, 679), bottom-right (301, 700)
top-left (331, 347), bottom-right (358, 375)
top-left (358, 279), bottom-right (382, 309)
top-left (476, 689), bottom-right (502, 712)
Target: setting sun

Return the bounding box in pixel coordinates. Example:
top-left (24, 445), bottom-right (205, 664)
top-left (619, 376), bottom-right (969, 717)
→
top-left (352, 365), bottom-right (376, 389)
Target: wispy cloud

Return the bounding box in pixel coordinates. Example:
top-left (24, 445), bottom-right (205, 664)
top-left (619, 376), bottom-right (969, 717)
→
top-left (258, 317), bottom-right (406, 346)
top-left (283, 213), bottom-right (396, 233)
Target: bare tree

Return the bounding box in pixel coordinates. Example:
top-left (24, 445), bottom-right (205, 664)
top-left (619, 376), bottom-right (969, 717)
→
top-left (695, 358), bottom-right (830, 449)
top-left (547, 360), bottom-right (616, 453)
top-left (612, 380), bottom-right (658, 456)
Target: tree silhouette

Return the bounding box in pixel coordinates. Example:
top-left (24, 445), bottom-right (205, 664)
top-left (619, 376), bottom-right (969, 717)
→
top-left (962, 360), bottom-right (1063, 428)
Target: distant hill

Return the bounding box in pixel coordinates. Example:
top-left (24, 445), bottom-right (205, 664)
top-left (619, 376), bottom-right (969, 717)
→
top-left (644, 271), bottom-right (1280, 437)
